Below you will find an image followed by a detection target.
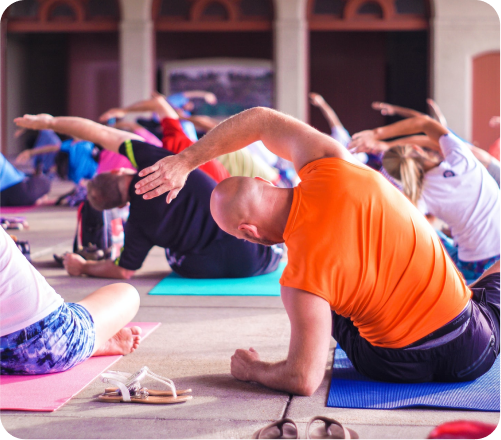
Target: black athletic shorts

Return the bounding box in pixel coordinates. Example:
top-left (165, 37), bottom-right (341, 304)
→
top-left (0, 175), bottom-right (51, 207)
top-left (331, 273), bottom-right (500, 383)
top-left (165, 235), bottom-right (284, 279)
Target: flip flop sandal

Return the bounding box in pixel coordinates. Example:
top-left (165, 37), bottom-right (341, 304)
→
top-left (98, 367), bottom-right (192, 404)
top-left (252, 418), bottom-right (299, 439)
top-left (102, 369), bottom-right (192, 396)
top-left (306, 416), bottom-right (359, 439)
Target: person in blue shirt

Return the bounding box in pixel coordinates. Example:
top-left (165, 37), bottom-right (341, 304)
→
top-left (0, 152), bottom-right (51, 206)
top-left (17, 137), bottom-right (99, 185)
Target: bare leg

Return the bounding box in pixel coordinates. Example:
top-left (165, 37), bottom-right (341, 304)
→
top-left (77, 283), bottom-right (141, 356)
top-left (469, 261), bottom-right (500, 288)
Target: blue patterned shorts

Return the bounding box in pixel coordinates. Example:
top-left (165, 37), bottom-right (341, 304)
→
top-left (0, 303), bottom-right (95, 375)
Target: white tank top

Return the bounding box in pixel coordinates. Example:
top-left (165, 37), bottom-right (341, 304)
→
top-left (0, 228), bottom-right (63, 337)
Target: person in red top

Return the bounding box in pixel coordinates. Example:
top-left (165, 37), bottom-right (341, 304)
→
top-left (133, 107), bottom-right (500, 396)
top-left (99, 93), bottom-right (230, 183)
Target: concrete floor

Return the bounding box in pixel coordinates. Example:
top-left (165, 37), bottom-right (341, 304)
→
top-left (1, 180), bottom-right (499, 439)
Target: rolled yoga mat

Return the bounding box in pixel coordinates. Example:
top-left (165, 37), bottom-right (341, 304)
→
top-left (327, 347), bottom-right (499, 411)
top-left (149, 262), bottom-right (285, 296)
top-left (0, 322), bottom-right (161, 412)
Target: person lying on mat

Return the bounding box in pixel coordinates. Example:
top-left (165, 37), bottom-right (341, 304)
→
top-left (131, 107), bottom-right (499, 395)
top-left (0, 151), bottom-right (52, 207)
top-left (0, 227), bottom-right (141, 375)
top-left (14, 114), bottom-right (283, 280)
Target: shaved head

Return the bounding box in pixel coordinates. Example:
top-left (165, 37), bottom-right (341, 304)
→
top-left (210, 176), bottom-right (293, 246)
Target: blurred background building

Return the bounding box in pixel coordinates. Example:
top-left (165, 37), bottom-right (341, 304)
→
top-left (0, 0), bottom-right (499, 155)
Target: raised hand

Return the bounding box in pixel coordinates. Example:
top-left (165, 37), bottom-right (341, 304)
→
top-left (14, 114), bottom-right (54, 131)
top-left (204, 92), bottom-right (218, 105)
top-left (135, 154), bottom-right (193, 203)
top-left (349, 130), bottom-right (389, 154)
top-left (372, 101), bottom-right (395, 116)
top-left (15, 150), bottom-right (31, 165)
top-left (99, 108), bottom-right (126, 123)
top-left (489, 116), bottom-right (500, 128)
top-left (309, 92), bottom-right (325, 107)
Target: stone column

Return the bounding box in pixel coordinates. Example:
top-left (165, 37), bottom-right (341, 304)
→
top-left (119, 0), bottom-right (155, 107)
top-left (432, 0), bottom-right (499, 140)
top-left (273, 0), bottom-right (308, 122)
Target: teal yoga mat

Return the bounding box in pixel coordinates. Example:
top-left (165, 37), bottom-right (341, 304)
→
top-left (149, 262), bottom-right (285, 296)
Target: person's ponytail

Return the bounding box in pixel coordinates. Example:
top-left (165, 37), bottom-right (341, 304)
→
top-left (382, 145), bottom-right (425, 206)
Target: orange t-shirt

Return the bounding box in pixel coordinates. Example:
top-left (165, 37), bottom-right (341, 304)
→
top-left (279, 158), bottom-right (472, 348)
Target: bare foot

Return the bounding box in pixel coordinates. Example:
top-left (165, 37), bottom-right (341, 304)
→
top-left (93, 326), bottom-right (142, 356)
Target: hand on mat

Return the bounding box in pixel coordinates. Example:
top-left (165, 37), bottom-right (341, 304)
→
top-left (63, 253), bottom-right (86, 276)
top-left (135, 154), bottom-right (192, 203)
top-left (231, 347), bottom-right (260, 382)
top-left (14, 114), bottom-right (54, 131)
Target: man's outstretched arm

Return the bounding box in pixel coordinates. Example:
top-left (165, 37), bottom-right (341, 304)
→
top-left (135, 107), bottom-right (354, 203)
top-left (99, 92), bottom-right (179, 122)
top-left (64, 254), bottom-right (135, 279)
top-left (231, 287), bottom-right (332, 396)
top-left (14, 114), bottom-right (143, 154)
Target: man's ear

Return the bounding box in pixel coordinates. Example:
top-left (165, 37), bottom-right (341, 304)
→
top-left (238, 223), bottom-right (260, 239)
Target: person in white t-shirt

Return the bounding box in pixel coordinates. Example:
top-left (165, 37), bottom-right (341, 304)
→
top-left (0, 228), bottom-right (141, 375)
top-left (350, 115), bottom-right (500, 282)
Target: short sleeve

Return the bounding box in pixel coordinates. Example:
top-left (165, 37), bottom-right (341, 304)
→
top-left (118, 139), bottom-right (173, 171)
top-left (439, 133), bottom-right (477, 173)
top-left (116, 222), bottom-right (153, 271)
top-left (60, 139), bottom-right (72, 153)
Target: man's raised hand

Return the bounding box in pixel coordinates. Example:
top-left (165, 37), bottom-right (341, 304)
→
top-left (135, 154), bottom-right (193, 203)
top-left (14, 114), bottom-right (54, 131)
top-left (99, 108), bottom-right (126, 122)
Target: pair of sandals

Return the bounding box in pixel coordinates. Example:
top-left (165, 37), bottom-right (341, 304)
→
top-left (253, 417), bottom-right (359, 439)
top-left (98, 366), bottom-right (192, 404)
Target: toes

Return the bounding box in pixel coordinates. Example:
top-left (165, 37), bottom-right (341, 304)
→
top-left (130, 326), bottom-right (142, 336)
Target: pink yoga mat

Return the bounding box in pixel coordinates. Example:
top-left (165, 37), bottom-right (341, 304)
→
top-left (0, 206), bottom-right (35, 214)
top-left (0, 322), bottom-right (160, 412)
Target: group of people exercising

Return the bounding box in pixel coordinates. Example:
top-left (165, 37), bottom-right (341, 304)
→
top-left (0, 92), bottom-right (499, 399)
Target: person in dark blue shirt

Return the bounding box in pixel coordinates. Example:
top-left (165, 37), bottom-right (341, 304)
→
top-left (14, 113), bottom-right (282, 280)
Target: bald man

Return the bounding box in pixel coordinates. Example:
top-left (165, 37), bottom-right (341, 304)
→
top-left (133, 108), bottom-right (499, 396)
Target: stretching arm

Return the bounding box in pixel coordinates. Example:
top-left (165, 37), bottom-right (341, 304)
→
top-left (309, 93), bottom-right (343, 130)
top-left (372, 101), bottom-right (424, 119)
top-left (100, 93), bottom-right (179, 122)
top-left (14, 114), bottom-right (142, 154)
top-left (135, 107), bottom-right (353, 203)
top-left (231, 287), bottom-right (332, 396)
top-left (176, 108), bottom-right (219, 131)
top-left (15, 144), bottom-right (60, 164)
top-left (426, 99), bottom-right (448, 127)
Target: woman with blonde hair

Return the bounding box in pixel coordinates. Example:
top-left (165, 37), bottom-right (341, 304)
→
top-left (350, 115), bottom-right (499, 283)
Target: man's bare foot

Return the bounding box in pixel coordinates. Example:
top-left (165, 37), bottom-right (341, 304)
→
top-left (93, 326), bottom-right (142, 357)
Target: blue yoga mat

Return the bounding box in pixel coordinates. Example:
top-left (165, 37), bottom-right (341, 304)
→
top-left (149, 262), bottom-right (285, 296)
top-left (327, 347), bottom-right (500, 411)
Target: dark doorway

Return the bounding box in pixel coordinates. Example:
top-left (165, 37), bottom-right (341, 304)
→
top-left (309, 31), bottom-right (428, 136)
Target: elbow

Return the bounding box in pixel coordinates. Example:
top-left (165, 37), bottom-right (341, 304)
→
top-left (293, 372), bottom-right (323, 397)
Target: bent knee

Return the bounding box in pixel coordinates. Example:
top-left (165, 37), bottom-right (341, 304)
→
top-left (115, 282), bottom-right (140, 309)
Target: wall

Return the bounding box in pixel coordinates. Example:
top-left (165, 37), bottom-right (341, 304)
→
top-left (68, 33), bottom-right (119, 121)
top-left (433, 0), bottom-right (500, 141)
